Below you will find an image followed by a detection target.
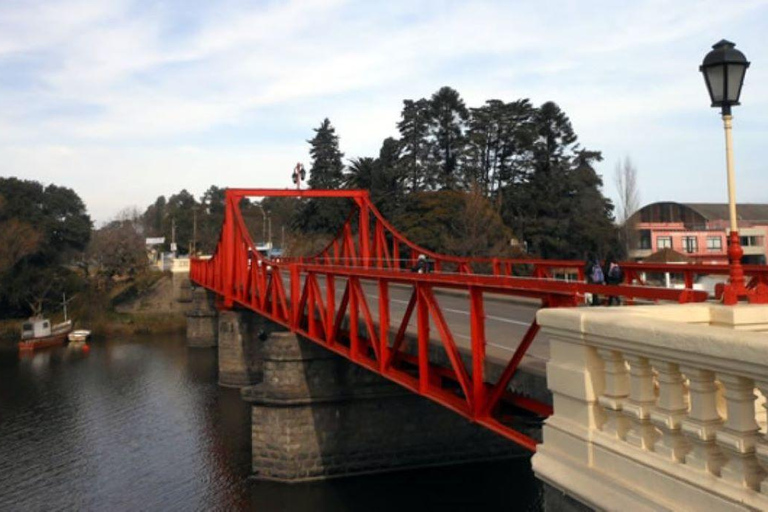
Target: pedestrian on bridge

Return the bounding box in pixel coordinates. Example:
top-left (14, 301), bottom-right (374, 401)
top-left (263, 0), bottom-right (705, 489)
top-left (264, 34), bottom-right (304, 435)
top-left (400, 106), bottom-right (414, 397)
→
top-left (585, 253), bottom-right (604, 306)
top-left (604, 254), bottom-right (624, 306)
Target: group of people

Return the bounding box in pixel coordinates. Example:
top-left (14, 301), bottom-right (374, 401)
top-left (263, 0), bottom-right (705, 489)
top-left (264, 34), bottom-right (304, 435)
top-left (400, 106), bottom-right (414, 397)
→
top-left (584, 253), bottom-right (624, 306)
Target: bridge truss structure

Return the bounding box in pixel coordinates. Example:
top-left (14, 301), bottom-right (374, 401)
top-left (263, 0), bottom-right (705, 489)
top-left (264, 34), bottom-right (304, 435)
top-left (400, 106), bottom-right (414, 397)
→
top-left (190, 189), bottom-right (766, 451)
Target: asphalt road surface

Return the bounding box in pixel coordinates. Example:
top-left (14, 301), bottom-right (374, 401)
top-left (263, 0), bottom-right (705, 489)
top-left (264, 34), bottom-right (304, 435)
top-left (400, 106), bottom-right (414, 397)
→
top-left (305, 276), bottom-right (550, 374)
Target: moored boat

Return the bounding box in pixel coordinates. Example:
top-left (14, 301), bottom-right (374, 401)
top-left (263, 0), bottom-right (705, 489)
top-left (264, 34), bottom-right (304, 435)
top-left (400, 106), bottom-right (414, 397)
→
top-left (19, 318), bottom-right (73, 351)
top-left (68, 330), bottom-right (91, 342)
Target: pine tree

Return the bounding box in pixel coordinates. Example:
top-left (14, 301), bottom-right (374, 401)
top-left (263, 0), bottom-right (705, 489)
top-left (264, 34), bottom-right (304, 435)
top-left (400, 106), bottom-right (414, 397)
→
top-left (397, 99), bottom-right (432, 192)
top-left (428, 86), bottom-right (468, 190)
top-left (294, 118), bottom-right (349, 234)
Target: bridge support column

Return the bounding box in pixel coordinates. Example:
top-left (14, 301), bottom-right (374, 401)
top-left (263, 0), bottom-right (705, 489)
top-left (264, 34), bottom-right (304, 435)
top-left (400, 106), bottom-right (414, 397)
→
top-left (241, 330), bottom-right (524, 482)
top-left (186, 287), bottom-right (218, 348)
top-left (218, 309), bottom-right (262, 387)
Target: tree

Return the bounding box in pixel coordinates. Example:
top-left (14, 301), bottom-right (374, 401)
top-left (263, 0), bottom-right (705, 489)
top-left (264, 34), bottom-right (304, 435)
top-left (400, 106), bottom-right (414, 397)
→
top-left (294, 119), bottom-right (350, 234)
top-left (463, 99), bottom-right (535, 197)
top-left (0, 178), bottom-right (91, 317)
top-left (88, 209), bottom-right (147, 282)
top-left (428, 86), bottom-right (469, 189)
top-left (501, 103), bottom-right (617, 259)
top-left (397, 98), bottom-right (433, 192)
top-left (444, 186), bottom-right (517, 258)
top-left (614, 156), bottom-right (641, 257)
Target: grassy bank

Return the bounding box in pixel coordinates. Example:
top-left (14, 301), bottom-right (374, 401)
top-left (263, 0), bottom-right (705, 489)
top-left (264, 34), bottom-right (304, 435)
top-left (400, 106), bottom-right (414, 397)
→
top-left (0, 272), bottom-right (188, 352)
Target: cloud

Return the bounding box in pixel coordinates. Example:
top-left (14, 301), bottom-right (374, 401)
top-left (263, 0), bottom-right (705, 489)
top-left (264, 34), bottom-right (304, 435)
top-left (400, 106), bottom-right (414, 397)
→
top-left (1, 0), bottom-right (768, 222)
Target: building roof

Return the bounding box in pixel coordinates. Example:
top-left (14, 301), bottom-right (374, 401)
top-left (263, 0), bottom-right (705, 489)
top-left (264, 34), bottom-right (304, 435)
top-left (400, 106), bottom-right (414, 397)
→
top-left (629, 202), bottom-right (768, 225)
top-left (683, 203), bottom-right (768, 222)
top-left (642, 248), bottom-right (692, 263)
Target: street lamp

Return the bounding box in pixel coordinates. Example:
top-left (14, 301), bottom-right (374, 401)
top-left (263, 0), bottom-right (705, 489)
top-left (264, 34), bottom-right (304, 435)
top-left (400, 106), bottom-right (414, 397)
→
top-left (699, 40), bottom-right (766, 304)
top-left (292, 163), bottom-right (306, 190)
top-left (254, 204), bottom-right (267, 246)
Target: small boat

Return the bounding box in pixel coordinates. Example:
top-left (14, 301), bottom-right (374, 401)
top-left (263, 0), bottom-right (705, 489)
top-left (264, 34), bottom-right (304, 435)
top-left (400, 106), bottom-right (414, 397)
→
top-left (68, 330), bottom-right (92, 342)
top-left (19, 318), bottom-right (73, 351)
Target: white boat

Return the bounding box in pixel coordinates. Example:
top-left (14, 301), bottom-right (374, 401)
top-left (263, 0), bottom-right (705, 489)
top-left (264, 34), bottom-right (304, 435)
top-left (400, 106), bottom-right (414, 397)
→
top-left (68, 330), bottom-right (92, 342)
top-left (19, 318), bottom-right (73, 351)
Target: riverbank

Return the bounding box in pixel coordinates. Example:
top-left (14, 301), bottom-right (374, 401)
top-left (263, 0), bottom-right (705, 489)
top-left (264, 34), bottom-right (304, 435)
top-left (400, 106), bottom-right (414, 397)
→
top-left (0, 272), bottom-right (190, 352)
top-left (0, 313), bottom-right (186, 352)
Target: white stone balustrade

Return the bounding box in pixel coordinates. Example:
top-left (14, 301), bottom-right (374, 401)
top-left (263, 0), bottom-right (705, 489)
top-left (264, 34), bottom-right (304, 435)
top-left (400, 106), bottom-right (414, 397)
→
top-left (533, 303), bottom-right (768, 512)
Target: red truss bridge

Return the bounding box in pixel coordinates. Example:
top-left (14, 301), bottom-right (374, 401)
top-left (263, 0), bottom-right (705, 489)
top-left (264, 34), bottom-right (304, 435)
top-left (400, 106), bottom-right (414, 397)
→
top-left (190, 189), bottom-right (767, 451)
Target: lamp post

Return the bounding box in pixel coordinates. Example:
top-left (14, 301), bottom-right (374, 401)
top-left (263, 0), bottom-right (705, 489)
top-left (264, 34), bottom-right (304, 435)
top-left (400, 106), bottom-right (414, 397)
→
top-left (292, 163), bottom-right (306, 190)
top-left (699, 40), bottom-right (766, 304)
top-left (254, 204), bottom-right (267, 246)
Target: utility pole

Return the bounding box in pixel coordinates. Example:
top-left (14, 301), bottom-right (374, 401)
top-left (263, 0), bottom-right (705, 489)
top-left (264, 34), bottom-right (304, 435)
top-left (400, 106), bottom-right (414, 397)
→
top-left (281, 226), bottom-right (285, 250)
top-left (171, 218), bottom-right (177, 256)
top-left (268, 214), bottom-right (272, 249)
top-left (191, 207), bottom-right (198, 255)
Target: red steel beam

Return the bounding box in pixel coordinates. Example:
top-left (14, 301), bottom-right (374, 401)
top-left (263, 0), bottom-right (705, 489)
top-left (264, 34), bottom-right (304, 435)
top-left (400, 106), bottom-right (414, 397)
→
top-left (189, 188), bottom-right (722, 452)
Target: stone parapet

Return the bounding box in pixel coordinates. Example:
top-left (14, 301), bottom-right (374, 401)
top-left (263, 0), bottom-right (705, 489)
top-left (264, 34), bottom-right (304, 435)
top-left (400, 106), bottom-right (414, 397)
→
top-left (533, 303), bottom-right (768, 512)
top-left (242, 331), bottom-right (526, 482)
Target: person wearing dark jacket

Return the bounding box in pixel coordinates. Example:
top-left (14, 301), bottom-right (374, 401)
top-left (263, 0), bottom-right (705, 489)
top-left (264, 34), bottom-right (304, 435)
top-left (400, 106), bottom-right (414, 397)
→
top-left (584, 253), bottom-right (603, 306)
top-left (603, 254), bottom-right (624, 306)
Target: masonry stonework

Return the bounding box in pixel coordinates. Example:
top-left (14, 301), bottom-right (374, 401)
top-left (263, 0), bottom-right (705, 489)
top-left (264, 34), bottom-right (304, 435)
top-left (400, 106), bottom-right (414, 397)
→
top-left (217, 309), bottom-right (262, 387)
top-left (186, 287), bottom-right (218, 348)
top-left (242, 328), bottom-right (527, 482)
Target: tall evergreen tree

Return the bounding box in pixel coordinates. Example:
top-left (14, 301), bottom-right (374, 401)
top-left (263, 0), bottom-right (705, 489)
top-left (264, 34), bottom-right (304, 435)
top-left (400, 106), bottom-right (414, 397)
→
top-left (463, 99), bottom-right (534, 197)
top-left (307, 118), bottom-right (345, 189)
top-left (294, 118), bottom-right (349, 234)
top-left (396, 99), bottom-right (432, 192)
top-left (501, 102), bottom-right (617, 259)
top-left (428, 86), bottom-right (468, 190)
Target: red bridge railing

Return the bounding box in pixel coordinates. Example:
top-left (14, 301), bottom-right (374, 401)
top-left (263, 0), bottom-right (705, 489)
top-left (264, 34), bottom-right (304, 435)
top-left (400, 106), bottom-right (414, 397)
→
top-left (191, 189), bottom-right (717, 450)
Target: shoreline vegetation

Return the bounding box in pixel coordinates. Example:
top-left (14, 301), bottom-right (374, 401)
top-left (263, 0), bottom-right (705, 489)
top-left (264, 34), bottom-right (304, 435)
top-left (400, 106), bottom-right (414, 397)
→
top-left (0, 272), bottom-right (188, 352)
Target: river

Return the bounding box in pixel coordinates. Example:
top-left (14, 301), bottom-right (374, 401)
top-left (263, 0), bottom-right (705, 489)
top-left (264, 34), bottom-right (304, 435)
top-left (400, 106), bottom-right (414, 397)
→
top-left (0, 335), bottom-right (541, 511)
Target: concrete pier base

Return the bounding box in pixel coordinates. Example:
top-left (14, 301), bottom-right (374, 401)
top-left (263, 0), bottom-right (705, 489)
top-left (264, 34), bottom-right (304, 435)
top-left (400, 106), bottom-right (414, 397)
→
top-left (217, 310), bottom-right (262, 388)
top-left (186, 287), bottom-right (218, 348)
top-left (242, 331), bottom-right (526, 482)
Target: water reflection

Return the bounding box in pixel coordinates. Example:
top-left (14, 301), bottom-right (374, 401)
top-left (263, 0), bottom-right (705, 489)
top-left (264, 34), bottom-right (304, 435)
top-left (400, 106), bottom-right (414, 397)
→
top-left (0, 336), bottom-right (540, 511)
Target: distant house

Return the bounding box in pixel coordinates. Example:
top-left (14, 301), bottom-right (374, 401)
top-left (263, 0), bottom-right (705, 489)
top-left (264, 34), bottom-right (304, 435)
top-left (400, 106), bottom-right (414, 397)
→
top-left (627, 202), bottom-right (768, 264)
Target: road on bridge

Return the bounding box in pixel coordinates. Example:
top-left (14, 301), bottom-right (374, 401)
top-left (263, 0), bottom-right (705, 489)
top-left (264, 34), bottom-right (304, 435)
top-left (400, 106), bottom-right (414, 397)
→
top-left (307, 276), bottom-right (550, 375)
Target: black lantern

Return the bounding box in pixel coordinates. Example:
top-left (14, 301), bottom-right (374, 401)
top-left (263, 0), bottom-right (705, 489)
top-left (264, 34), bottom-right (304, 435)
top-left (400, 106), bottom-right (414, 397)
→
top-left (699, 40), bottom-right (750, 115)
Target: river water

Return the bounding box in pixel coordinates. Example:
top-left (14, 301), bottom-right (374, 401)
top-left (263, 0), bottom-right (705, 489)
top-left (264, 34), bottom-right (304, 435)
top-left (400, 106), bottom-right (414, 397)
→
top-left (0, 335), bottom-right (541, 511)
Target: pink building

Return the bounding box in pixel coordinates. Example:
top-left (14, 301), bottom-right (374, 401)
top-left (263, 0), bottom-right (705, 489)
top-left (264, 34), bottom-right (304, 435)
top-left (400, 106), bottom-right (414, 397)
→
top-left (628, 202), bottom-right (768, 264)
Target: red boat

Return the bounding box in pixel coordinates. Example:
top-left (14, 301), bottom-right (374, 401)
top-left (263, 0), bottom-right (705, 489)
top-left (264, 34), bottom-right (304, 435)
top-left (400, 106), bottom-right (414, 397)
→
top-left (18, 318), bottom-right (73, 351)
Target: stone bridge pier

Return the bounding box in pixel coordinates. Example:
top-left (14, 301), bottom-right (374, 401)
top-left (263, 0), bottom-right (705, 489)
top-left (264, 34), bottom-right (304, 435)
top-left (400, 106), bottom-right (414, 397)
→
top-left (186, 303), bottom-right (534, 482)
top-left (188, 307), bottom-right (526, 482)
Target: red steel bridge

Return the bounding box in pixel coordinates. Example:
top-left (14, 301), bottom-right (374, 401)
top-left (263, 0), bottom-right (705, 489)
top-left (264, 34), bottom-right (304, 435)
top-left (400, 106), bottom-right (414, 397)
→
top-left (190, 189), bottom-right (768, 451)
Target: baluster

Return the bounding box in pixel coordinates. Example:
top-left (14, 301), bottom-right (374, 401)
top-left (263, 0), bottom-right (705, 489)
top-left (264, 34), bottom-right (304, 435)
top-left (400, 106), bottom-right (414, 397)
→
top-left (597, 349), bottom-right (630, 439)
top-left (623, 355), bottom-right (659, 450)
top-left (681, 367), bottom-right (725, 476)
top-left (756, 381), bottom-right (768, 495)
top-left (715, 374), bottom-right (765, 490)
top-left (650, 361), bottom-right (690, 461)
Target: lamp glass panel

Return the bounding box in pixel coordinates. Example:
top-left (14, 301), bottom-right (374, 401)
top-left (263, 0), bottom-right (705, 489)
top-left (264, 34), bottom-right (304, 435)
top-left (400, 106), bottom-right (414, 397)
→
top-left (726, 64), bottom-right (746, 102)
top-left (705, 65), bottom-right (725, 103)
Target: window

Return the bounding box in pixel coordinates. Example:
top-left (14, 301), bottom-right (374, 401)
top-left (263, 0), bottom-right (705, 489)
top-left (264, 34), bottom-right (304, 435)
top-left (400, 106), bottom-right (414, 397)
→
top-left (638, 230), bottom-right (651, 250)
top-left (683, 236), bottom-right (698, 254)
top-left (740, 235), bottom-right (764, 247)
top-left (657, 236), bottom-right (672, 249)
top-left (706, 236), bottom-right (722, 251)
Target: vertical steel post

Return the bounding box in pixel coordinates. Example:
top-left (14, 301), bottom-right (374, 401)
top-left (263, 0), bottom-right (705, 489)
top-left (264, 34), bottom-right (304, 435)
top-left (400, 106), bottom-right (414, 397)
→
top-left (379, 280), bottom-right (390, 373)
top-left (470, 287), bottom-right (486, 418)
top-left (417, 284), bottom-right (430, 393)
top-left (359, 200), bottom-right (370, 268)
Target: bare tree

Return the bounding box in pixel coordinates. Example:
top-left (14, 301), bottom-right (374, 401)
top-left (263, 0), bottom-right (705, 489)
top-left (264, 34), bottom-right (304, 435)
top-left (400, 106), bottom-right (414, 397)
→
top-left (614, 156), bottom-right (641, 257)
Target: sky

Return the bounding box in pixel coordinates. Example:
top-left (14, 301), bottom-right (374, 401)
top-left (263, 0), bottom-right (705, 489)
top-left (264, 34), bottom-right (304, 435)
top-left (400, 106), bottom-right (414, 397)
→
top-left (1, 0), bottom-right (768, 225)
